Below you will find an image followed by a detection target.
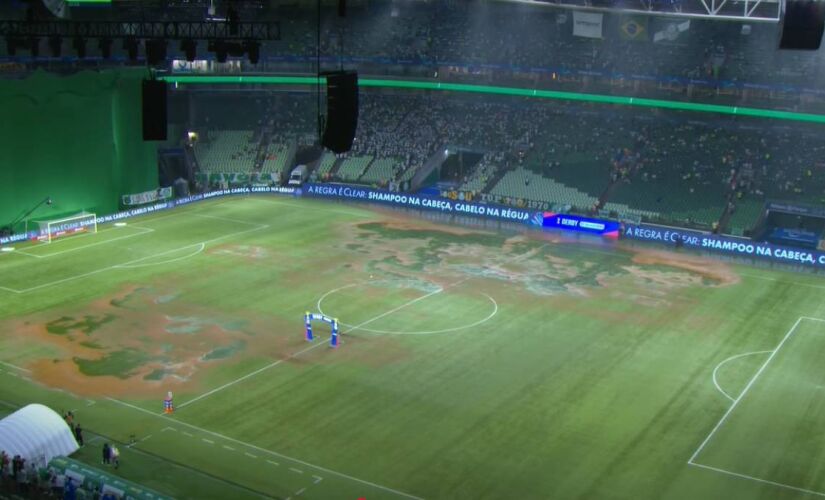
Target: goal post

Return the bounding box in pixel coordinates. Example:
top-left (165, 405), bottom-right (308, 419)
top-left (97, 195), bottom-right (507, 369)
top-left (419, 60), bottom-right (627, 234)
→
top-left (33, 212), bottom-right (98, 243)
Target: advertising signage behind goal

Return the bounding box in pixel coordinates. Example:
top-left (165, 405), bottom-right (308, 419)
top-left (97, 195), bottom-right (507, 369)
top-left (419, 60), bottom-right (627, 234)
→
top-left (33, 212), bottom-right (98, 243)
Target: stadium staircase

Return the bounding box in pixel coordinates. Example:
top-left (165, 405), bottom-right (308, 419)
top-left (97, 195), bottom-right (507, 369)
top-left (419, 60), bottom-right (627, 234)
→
top-left (726, 199), bottom-right (764, 236)
top-left (410, 146), bottom-right (449, 191)
top-left (359, 157), bottom-right (400, 186)
top-left (253, 131), bottom-right (273, 173)
top-left (596, 179), bottom-right (621, 211)
top-left (184, 143), bottom-right (200, 174)
top-left (315, 152), bottom-right (339, 179)
top-left (481, 165), bottom-right (508, 193)
top-left (262, 142), bottom-right (297, 183)
top-left (715, 202), bottom-right (734, 234)
top-left (337, 156), bottom-right (374, 182)
top-left (328, 157), bottom-right (345, 178)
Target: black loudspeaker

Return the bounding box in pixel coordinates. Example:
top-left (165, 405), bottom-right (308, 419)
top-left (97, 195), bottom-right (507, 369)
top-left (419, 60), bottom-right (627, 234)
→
top-left (142, 80), bottom-right (167, 141)
top-left (779, 0), bottom-right (825, 49)
top-left (322, 71), bottom-right (358, 154)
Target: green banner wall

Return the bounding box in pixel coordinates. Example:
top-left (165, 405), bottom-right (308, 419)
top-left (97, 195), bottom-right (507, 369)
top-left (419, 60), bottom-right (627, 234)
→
top-left (0, 69), bottom-right (158, 233)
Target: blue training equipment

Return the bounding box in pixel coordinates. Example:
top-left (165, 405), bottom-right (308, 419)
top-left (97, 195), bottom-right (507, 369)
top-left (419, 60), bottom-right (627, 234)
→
top-left (305, 312), bottom-right (340, 347)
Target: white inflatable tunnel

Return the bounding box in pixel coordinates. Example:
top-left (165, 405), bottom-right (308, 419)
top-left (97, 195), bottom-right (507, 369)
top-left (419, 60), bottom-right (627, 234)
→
top-left (0, 404), bottom-right (79, 467)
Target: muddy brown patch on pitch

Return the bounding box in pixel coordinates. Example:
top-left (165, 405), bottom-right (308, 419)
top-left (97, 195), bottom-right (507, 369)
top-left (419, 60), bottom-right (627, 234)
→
top-left (1, 284), bottom-right (298, 398)
top-left (629, 249), bottom-right (740, 286)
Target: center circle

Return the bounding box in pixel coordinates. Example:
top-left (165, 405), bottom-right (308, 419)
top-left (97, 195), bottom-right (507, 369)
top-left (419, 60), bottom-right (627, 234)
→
top-left (316, 280), bottom-right (498, 335)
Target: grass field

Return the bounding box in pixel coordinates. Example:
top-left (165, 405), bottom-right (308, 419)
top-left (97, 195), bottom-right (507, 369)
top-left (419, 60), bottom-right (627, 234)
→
top-left (3, 194), bottom-right (825, 499)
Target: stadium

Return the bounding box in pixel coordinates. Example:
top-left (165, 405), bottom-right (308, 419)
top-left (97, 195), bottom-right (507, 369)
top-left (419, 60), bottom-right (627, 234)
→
top-left (2, 0), bottom-right (825, 498)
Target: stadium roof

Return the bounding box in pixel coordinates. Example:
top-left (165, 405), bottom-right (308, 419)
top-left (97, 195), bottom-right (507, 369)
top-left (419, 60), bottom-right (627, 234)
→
top-left (503, 0), bottom-right (780, 22)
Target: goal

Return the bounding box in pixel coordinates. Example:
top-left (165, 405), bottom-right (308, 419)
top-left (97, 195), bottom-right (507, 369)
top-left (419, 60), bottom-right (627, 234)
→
top-left (32, 212), bottom-right (98, 243)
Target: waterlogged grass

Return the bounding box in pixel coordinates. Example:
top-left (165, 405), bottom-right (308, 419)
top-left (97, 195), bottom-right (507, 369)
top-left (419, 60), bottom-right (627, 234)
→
top-left (46, 314), bottom-right (116, 335)
top-left (202, 340), bottom-right (246, 361)
top-left (74, 349), bottom-right (151, 379)
top-left (0, 196), bottom-right (821, 500)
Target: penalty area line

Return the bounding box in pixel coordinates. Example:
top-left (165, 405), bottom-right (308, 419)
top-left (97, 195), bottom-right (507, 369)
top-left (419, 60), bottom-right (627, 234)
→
top-left (690, 316), bottom-right (825, 497)
top-left (4, 223), bottom-right (268, 294)
top-left (18, 226), bottom-right (156, 260)
top-left (688, 317), bottom-right (803, 464)
top-left (688, 462), bottom-right (825, 498)
top-left (711, 351), bottom-right (772, 403)
top-left (105, 397), bottom-right (424, 500)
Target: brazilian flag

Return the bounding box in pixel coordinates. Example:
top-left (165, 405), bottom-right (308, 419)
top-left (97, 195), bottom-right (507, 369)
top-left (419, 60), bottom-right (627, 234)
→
top-left (619, 15), bottom-right (648, 41)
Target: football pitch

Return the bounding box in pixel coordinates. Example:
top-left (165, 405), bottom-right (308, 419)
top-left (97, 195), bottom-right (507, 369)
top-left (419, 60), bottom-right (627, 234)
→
top-left (3, 195), bottom-right (825, 499)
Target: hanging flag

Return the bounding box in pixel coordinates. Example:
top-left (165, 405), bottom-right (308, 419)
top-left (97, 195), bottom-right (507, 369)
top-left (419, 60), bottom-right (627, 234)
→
top-left (653, 20), bottom-right (691, 43)
top-left (573, 11), bottom-right (603, 39)
top-left (619, 15), bottom-right (648, 41)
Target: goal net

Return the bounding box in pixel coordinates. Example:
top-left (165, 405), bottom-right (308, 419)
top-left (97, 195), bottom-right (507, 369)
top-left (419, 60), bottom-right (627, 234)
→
top-left (32, 212), bottom-right (98, 243)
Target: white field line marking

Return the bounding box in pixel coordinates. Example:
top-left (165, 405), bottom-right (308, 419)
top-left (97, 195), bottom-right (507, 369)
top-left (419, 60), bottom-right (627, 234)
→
top-left (739, 272), bottom-right (825, 291)
top-left (191, 213), bottom-right (266, 226)
top-left (9, 250), bottom-right (42, 259)
top-left (0, 400), bottom-right (17, 410)
top-left (245, 452), bottom-right (258, 459)
top-left (295, 488), bottom-right (306, 496)
top-left (266, 460), bottom-right (279, 467)
top-left (317, 283), bottom-right (498, 335)
top-left (711, 351), bottom-right (772, 402)
top-left (177, 280), bottom-right (457, 411)
top-left (176, 340), bottom-right (329, 410)
top-left (16, 226), bottom-right (155, 259)
top-left (289, 468), bottom-right (304, 475)
top-left (689, 317), bottom-right (804, 464)
top-left (0, 361), bottom-right (31, 373)
top-left (106, 397), bottom-right (424, 500)
top-left (11, 221), bottom-right (153, 254)
top-left (52, 387), bottom-right (81, 400)
top-left (114, 243), bottom-right (205, 269)
top-left (688, 462), bottom-right (825, 498)
top-left (161, 427), bottom-right (176, 433)
top-left (312, 475), bottom-right (323, 484)
top-left (85, 400), bottom-right (95, 407)
top-left (140, 434), bottom-right (153, 443)
top-left (4, 243), bottom-right (203, 294)
top-left (223, 445), bottom-right (235, 451)
top-left (109, 206), bottom-right (222, 228)
top-left (202, 438), bottom-right (215, 445)
top-left (1, 223), bottom-right (268, 294)
top-left (691, 316), bottom-right (825, 498)
top-left (182, 432), bottom-right (194, 437)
